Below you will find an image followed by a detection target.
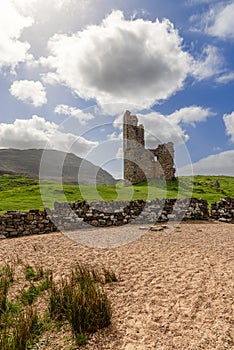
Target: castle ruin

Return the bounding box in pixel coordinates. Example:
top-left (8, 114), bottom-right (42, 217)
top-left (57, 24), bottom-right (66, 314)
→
top-left (123, 110), bottom-right (175, 184)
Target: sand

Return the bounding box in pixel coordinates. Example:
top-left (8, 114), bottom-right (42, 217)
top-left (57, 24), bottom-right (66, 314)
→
top-left (0, 222), bottom-right (233, 349)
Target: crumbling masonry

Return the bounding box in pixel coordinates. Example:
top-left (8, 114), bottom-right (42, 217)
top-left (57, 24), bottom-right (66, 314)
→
top-left (123, 110), bottom-right (175, 184)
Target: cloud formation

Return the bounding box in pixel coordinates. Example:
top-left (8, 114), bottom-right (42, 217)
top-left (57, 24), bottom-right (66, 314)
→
top-left (12, 0), bottom-right (115, 57)
top-left (0, 116), bottom-right (97, 156)
top-left (215, 72), bottom-right (234, 84)
top-left (114, 106), bottom-right (215, 147)
top-left (9, 80), bottom-right (47, 107)
top-left (168, 106), bottom-right (215, 126)
top-left (180, 150), bottom-right (234, 176)
top-left (54, 104), bottom-right (94, 125)
top-left (223, 112), bottom-right (234, 143)
top-left (137, 112), bottom-right (189, 148)
top-left (43, 10), bottom-right (192, 109)
top-left (0, 0), bottom-right (33, 70)
top-left (205, 2), bottom-right (234, 40)
top-left (192, 45), bottom-right (224, 81)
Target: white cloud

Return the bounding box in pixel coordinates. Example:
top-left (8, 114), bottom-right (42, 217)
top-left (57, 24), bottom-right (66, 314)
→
top-left (0, 116), bottom-right (97, 156)
top-left (42, 10), bottom-right (192, 109)
top-left (138, 112), bottom-right (189, 148)
top-left (215, 71), bottom-right (234, 84)
top-left (12, 0), bottom-right (66, 13)
top-left (114, 106), bottom-right (215, 147)
top-left (180, 150), bottom-right (234, 176)
top-left (192, 45), bottom-right (224, 80)
top-left (0, 0), bottom-right (33, 70)
top-left (41, 72), bottom-right (61, 85)
top-left (54, 104), bottom-right (94, 125)
top-left (205, 2), bottom-right (234, 40)
top-left (9, 80), bottom-right (47, 107)
top-left (94, 103), bottom-right (144, 117)
top-left (12, 0), bottom-right (113, 57)
top-left (107, 131), bottom-right (123, 141)
top-left (168, 106), bottom-right (215, 127)
top-left (223, 112), bottom-right (234, 143)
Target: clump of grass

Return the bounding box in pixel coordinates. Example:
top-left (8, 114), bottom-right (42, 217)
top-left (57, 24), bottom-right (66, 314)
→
top-left (71, 264), bottom-right (103, 284)
top-left (0, 261), bottom-right (115, 349)
top-left (0, 264), bottom-right (15, 317)
top-left (0, 264), bottom-right (43, 349)
top-left (72, 263), bottom-right (118, 284)
top-left (24, 265), bottom-right (44, 281)
top-left (0, 264), bottom-right (14, 284)
top-left (102, 266), bottom-right (118, 283)
top-left (76, 333), bottom-right (88, 345)
top-left (20, 285), bottom-right (39, 306)
top-left (20, 269), bottom-right (52, 306)
top-left (14, 308), bottom-right (42, 349)
top-left (0, 278), bottom-right (10, 317)
top-left (0, 307), bottom-right (43, 350)
top-left (49, 264), bottom-right (112, 340)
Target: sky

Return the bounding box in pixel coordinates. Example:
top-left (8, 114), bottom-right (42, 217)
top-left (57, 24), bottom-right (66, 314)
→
top-left (0, 0), bottom-right (234, 178)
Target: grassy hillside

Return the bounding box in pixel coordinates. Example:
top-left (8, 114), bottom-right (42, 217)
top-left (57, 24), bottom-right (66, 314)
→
top-left (0, 174), bottom-right (233, 214)
top-left (0, 148), bottom-right (116, 185)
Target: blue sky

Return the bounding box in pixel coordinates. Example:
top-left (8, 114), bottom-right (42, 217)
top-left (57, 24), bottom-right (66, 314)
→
top-left (0, 0), bottom-right (234, 178)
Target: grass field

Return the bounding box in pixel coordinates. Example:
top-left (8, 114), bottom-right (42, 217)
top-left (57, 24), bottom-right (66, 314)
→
top-left (0, 174), bottom-right (233, 214)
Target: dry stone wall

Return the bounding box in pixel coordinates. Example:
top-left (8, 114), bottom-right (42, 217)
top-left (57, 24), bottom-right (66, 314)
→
top-left (1, 197), bottom-right (232, 239)
top-left (210, 197), bottom-right (234, 223)
top-left (0, 210), bottom-right (56, 239)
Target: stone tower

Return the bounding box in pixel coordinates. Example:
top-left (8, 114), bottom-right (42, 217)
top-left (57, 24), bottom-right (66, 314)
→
top-left (123, 110), bottom-right (175, 184)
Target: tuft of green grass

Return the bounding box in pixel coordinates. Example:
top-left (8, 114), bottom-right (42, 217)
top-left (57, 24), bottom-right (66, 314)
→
top-left (24, 265), bottom-right (44, 282)
top-left (0, 307), bottom-right (43, 350)
top-left (0, 261), bottom-right (115, 349)
top-left (0, 263), bottom-right (42, 349)
top-left (71, 264), bottom-right (103, 284)
top-left (0, 264), bottom-right (14, 317)
top-left (76, 333), bottom-right (88, 345)
top-left (49, 264), bottom-right (112, 338)
top-left (0, 264), bottom-right (14, 284)
top-left (20, 285), bottom-right (39, 306)
top-left (20, 268), bottom-right (52, 306)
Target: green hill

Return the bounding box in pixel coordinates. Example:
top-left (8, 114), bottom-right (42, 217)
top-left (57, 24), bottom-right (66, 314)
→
top-left (0, 148), bottom-right (116, 185)
top-left (0, 174), bottom-right (233, 214)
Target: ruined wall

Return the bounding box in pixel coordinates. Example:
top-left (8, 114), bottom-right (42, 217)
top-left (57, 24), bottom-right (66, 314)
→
top-left (149, 142), bottom-right (175, 180)
top-left (210, 197), bottom-right (234, 223)
top-left (123, 111), bottom-right (146, 184)
top-left (123, 111), bottom-right (175, 184)
top-left (0, 198), bottom-right (210, 239)
top-left (0, 197), bottom-right (233, 239)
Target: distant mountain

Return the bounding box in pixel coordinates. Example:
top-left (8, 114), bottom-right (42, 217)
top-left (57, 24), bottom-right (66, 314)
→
top-left (0, 149), bottom-right (117, 185)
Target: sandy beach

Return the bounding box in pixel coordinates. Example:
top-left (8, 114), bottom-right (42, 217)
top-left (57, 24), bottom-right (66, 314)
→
top-left (0, 222), bottom-right (233, 349)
